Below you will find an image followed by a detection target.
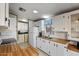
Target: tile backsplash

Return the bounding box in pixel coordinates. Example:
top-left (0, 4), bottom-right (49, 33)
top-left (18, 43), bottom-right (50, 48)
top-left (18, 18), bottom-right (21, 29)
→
top-left (51, 31), bottom-right (68, 39)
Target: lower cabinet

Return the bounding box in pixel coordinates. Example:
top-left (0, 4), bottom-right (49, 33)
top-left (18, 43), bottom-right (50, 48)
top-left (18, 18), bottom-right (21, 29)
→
top-left (37, 38), bottom-right (66, 56)
top-left (36, 37), bottom-right (42, 49)
top-left (49, 41), bottom-right (56, 56)
top-left (37, 38), bottom-right (50, 54)
top-left (55, 43), bottom-right (65, 56)
top-left (36, 37), bottom-right (79, 56)
top-left (18, 34), bottom-right (28, 43)
top-left (64, 49), bottom-right (79, 56)
top-left (41, 39), bottom-right (50, 54)
top-left (49, 41), bottom-right (65, 56)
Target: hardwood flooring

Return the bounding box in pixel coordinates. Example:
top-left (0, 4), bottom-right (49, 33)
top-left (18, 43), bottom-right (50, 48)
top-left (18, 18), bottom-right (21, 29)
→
top-left (0, 43), bottom-right (39, 56)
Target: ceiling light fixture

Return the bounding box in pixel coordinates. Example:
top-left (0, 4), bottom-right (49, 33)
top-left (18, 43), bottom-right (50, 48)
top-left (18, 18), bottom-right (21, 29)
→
top-left (33, 10), bottom-right (38, 14)
top-left (22, 19), bottom-right (27, 22)
top-left (42, 15), bottom-right (50, 18)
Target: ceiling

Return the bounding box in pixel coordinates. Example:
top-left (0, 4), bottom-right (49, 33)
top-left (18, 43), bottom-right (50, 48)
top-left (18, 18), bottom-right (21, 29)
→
top-left (9, 3), bottom-right (79, 20)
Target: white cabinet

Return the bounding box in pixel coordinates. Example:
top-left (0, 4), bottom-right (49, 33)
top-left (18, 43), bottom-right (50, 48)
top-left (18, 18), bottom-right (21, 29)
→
top-left (37, 38), bottom-right (50, 54)
top-left (34, 20), bottom-right (45, 32)
top-left (37, 38), bottom-right (67, 56)
top-left (0, 3), bottom-right (5, 26)
top-left (41, 39), bottom-right (50, 54)
top-left (49, 41), bottom-right (65, 56)
top-left (36, 37), bottom-right (41, 48)
top-left (49, 41), bottom-right (56, 56)
top-left (0, 3), bottom-right (9, 28)
top-left (64, 49), bottom-right (79, 56)
top-left (53, 13), bottom-right (71, 33)
top-left (55, 43), bottom-right (65, 56)
top-left (5, 3), bottom-right (9, 27)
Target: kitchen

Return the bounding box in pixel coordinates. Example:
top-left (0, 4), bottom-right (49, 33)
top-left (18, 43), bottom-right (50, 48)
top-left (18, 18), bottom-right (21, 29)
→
top-left (0, 3), bottom-right (79, 56)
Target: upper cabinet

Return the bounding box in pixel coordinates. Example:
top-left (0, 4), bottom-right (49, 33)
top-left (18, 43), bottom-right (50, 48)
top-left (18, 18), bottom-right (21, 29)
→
top-left (70, 13), bottom-right (79, 41)
top-left (53, 9), bottom-right (79, 41)
top-left (0, 3), bottom-right (9, 29)
top-left (34, 20), bottom-right (45, 32)
top-left (53, 13), bottom-right (71, 33)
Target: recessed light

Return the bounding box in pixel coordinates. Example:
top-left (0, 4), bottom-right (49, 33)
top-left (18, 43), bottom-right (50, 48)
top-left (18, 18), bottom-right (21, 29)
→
top-left (42, 15), bottom-right (50, 18)
top-left (33, 10), bottom-right (38, 14)
top-left (22, 19), bottom-right (27, 22)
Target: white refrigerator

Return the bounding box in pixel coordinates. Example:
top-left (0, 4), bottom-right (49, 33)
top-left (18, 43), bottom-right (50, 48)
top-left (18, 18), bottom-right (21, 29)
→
top-left (29, 26), bottom-right (39, 48)
top-left (33, 27), bottom-right (39, 48)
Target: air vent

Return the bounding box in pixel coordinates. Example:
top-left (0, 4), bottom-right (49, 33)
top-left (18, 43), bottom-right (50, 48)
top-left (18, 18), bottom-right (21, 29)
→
top-left (19, 7), bottom-right (26, 12)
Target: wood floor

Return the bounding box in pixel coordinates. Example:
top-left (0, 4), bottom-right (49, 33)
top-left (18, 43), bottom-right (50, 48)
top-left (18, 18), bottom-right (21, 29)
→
top-left (0, 43), bottom-right (39, 56)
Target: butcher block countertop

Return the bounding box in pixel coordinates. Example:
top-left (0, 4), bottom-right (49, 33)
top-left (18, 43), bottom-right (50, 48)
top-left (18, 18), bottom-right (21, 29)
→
top-left (67, 44), bottom-right (79, 53)
top-left (39, 36), bottom-right (70, 45)
top-left (51, 39), bottom-right (70, 45)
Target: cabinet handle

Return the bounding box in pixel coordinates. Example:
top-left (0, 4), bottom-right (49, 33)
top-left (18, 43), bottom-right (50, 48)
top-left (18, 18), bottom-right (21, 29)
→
top-left (49, 42), bottom-right (50, 44)
top-left (5, 17), bottom-right (7, 21)
top-left (66, 50), bottom-right (68, 52)
top-left (8, 19), bottom-right (10, 27)
top-left (54, 44), bottom-right (55, 46)
top-left (63, 28), bottom-right (65, 30)
top-left (64, 47), bottom-right (66, 48)
top-left (63, 16), bottom-right (65, 18)
top-left (68, 16), bottom-right (69, 19)
top-left (56, 44), bottom-right (58, 47)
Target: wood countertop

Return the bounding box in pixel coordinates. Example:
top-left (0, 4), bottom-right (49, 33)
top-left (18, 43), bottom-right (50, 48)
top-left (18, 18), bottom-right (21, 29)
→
top-left (38, 37), bottom-right (70, 45)
top-left (67, 44), bottom-right (79, 53)
top-left (51, 39), bottom-right (70, 45)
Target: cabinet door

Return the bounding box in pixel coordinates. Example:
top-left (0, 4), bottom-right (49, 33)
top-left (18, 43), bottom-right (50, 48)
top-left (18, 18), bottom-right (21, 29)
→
top-left (64, 48), bottom-right (68, 56)
top-left (40, 39), bottom-right (45, 51)
top-left (49, 41), bottom-right (56, 56)
top-left (64, 49), bottom-right (79, 56)
top-left (36, 37), bottom-right (41, 49)
top-left (18, 34), bottom-right (25, 43)
top-left (56, 43), bottom-right (65, 56)
top-left (54, 14), bottom-right (71, 32)
top-left (5, 3), bottom-right (9, 27)
top-left (42, 39), bottom-right (50, 54)
top-left (0, 3), bottom-right (5, 26)
top-left (68, 50), bottom-right (79, 56)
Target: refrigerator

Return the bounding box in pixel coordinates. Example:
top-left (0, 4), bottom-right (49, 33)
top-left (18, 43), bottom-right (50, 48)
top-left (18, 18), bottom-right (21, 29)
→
top-left (33, 27), bottom-right (39, 48)
top-left (29, 26), bottom-right (39, 48)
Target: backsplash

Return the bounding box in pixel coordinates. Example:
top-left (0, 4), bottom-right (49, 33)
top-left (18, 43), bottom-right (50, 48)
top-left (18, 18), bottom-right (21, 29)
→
top-left (53, 31), bottom-right (68, 39)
